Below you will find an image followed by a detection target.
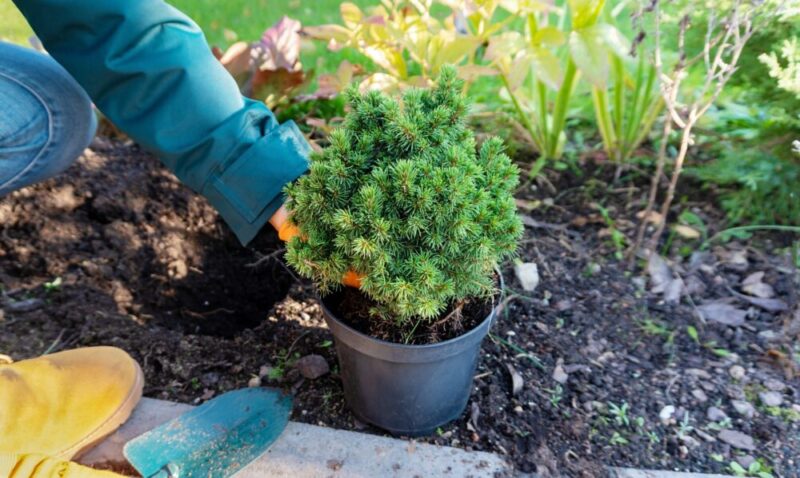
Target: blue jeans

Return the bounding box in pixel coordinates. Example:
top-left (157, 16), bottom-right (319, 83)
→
top-left (0, 41), bottom-right (96, 196)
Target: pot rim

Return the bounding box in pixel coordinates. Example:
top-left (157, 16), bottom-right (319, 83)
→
top-left (318, 269), bottom-right (505, 357)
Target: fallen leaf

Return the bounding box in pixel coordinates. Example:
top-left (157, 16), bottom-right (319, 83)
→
top-left (674, 224), bottom-right (701, 239)
top-left (664, 278), bottom-right (683, 304)
top-left (741, 271), bottom-right (776, 299)
top-left (738, 295), bottom-right (788, 313)
top-left (515, 198), bottom-right (541, 211)
top-left (697, 300), bottom-right (747, 326)
top-left (647, 253), bottom-right (672, 292)
top-left (636, 209), bottom-right (664, 225)
top-left (571, 216), bottom-right (589, 227)
top-left (552, 359), bottom-right (568, 384)
top-left (470, 401), bottom-right (481, 432)
top-left (507, 363), bottom-right (524, 395)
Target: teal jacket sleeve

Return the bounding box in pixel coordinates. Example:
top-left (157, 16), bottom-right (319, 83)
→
top-left (13, 0), bottom-right (310, 245)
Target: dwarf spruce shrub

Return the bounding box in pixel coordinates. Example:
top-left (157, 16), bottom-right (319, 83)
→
top-left (285, 66), bottom-right (523, 322)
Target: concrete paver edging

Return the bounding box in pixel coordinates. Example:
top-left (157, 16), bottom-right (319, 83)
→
top-left (79, 398), bottom-right (737, 478)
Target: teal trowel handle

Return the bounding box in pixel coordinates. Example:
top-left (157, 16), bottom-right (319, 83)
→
top-left (147, 463), bottom-right (179, 478)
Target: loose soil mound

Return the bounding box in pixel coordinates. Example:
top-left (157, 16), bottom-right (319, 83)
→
top-left (1, 142), bottom-right (797, 477)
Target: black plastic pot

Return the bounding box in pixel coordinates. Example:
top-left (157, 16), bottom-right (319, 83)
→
top-left (320, 290), bottom-right (499, 436)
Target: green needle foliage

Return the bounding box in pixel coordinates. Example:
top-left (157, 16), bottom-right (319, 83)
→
top-left (285, 66), bottom-right (523, 322)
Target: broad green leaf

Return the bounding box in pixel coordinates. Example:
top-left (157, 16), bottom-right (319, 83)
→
top-left (596, 23), bottom-right (630, 59)
top-left (568, 0), bottom-right (605, 29)
top-left (341, 2), bottom-right (364, 29)
top-left (506, 51), bottom-right (533, 91)
top-left (359, 72), bottom-right (401, 92)
top-left (363, 45), bottom-right (407, 78)
top-left (686, 325), bottom-right (699, 343)
top-left (485, 32), bottom-right (526, 64)
top-left (533, 26), bottom-right (566, 47)
top-left (456, 64), bottom-right (498, 81)
top-left (500, 0), bottom-right (554, 13)
top-left (569, 28), bottom-right (609, 87)
top-left (430, 33), bottom-right (482, 72)
top-left (302, 24), bottom-right (352, 44)
top-left (529, 46), bottom-right (563, 90)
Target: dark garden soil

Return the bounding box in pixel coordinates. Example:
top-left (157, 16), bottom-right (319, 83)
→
top-left (1, 140), bottom-right (799, 477)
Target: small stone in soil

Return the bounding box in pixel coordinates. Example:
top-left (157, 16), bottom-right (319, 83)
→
top-left (758, 330), bottom-right (781, 342)
top-left (692, 389), bottom-right (708, 403)
top-left (759, 391), bottom-right (783, 407)
top-left (731, 400), bottom-right (756, 419)
top-left (718, 429), bottom-right (756, 451)
top-left (695, 429), bottom-right (717, 443)
top-left (295, 354), bottom-right (330, 379)
top-left (659, 405), bottom-right (676, 425)
top-left (707, 406), bottom-right (728, 422)
top-left (763, 378), bottom-right (786, 392)
top-left (686, 368), bottom-right (712, 380)
top-left (679, 435), bottom-right (701, 449)
top-left (729, 365), bottom-right (746, 381)
top-left (552, 361), bottom-right (568, 385)
top-left (514, 262), bottom-right (540, 292)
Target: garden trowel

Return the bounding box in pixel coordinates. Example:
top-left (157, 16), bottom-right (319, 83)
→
top-left (123, 388), bottom-right (292, 478)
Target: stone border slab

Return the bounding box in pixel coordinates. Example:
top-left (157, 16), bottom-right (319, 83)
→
top-left (79, 397), bottom-right (512, 477)
top-left (80, 398), bottom-right (738, 477)
top-left (612, 469), bottom-right (735, 478)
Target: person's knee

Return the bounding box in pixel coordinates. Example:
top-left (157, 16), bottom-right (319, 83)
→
top-left (0, 42), bottom-right (95, 195)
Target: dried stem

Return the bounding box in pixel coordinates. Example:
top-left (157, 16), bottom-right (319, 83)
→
top-left (628, 0), bottom-right (762, 262)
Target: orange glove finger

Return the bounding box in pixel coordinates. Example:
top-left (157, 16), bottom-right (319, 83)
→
top-left (277, 222), bottom-right (301, 242)
top-left (342, 270), bottom-right (362, 288)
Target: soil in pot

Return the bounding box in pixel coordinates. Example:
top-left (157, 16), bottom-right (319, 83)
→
top-left (323, 286), bottom-right (495, 345)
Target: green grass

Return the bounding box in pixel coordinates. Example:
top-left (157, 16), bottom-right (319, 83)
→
top-left (0, 0), bottom-right (371, 73)
top-left (0, 1), bottom-right (33, 44)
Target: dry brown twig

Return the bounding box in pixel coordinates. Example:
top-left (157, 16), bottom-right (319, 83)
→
top-left (628, 0), bottom-right (776, 263)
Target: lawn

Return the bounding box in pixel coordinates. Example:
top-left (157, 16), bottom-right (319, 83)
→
top-left (0, 0), bottom-right (371, 72)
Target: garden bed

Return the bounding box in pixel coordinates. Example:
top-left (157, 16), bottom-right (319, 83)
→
top-left (0, 141), bottom-right (798, 477)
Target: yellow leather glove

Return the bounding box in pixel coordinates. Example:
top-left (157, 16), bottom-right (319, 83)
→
top-left (269, 205), bottom-right (363, 288)
top-left (0, 347), bottom-right (143, 477)
top-left (0, 454), bottom-right (123, 478)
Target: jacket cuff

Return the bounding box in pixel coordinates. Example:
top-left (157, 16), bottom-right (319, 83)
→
top-left (202, 120), bottom-right (310, 245)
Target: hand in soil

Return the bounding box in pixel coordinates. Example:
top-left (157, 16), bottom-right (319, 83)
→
top-left (269, 204), bottom-right (362, 287)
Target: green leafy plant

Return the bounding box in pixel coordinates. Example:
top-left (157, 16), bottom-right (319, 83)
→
top-left (213, 16), bottom-right (313, 108)
top-left (759, 36), bottom-right (800, 98)
top-left (303, 1), bottom-right (491, 93)
top-left (483, 0), bottom-right (632, 176)
top-left (729, 459), bottom-right (775, 478)
top-left (608, 401), bottom-right (630, 427)
top-left (592, 49), bottom-right (663, 172)
top-left (690, 103), bottom-right (800, 226)
top-left (609, 431), bottom-right (629, 445)
top-left (285, 66), bottom-right (523, 322)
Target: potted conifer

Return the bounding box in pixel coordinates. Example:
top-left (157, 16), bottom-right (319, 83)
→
top-left (285, 67), bottom-right (522, 435)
